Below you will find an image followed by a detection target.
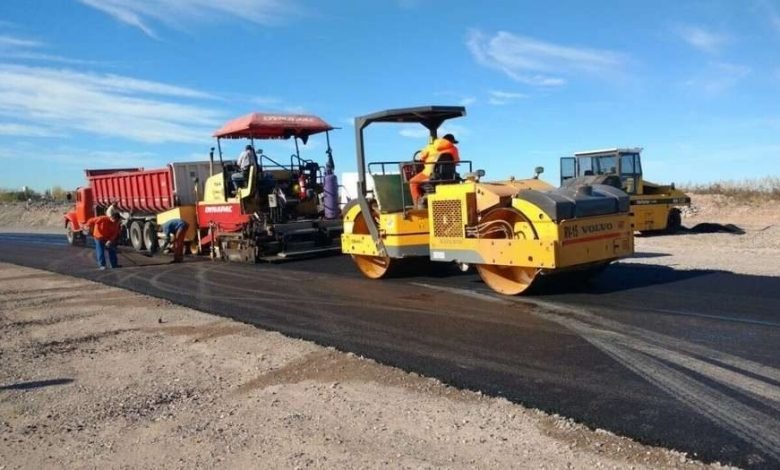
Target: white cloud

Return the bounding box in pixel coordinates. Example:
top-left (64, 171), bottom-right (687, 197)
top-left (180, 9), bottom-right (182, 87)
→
top-left (488, 90), bottom-right (527, 105)
top-left (0, 35), bottom-right (43, 49)
top-left (0, 64), bottom-right (224, 143)
top-left (0, 51), bottom-right (103, 65)
top-left (433, 91), bottom-right (477, 107)
top-left (79, 0), bottom-right (302, 38)
top-left (0, 123), bottom-right (64, 138)
top-left (684, 62), bottom-right (751, 93)
top-left (466, 29), bottom-right (625, 86)
top-left (674, 25), bottom-right (729, 53)
top-left (0, 143), bottom-right (162, 168)
top-left (0, 32), bottom-right (107, 66)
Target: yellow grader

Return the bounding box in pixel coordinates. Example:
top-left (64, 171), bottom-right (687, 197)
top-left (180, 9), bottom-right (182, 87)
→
top-left (341, 106), bottom-right (635, 295)
top-left (561, 148), bottom-right (691, 233)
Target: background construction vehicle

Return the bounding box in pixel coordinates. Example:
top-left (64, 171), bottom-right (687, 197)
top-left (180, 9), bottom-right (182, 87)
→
top-left (560, 148), bottom-right (691, 233)
top-left (341, 106), bottom-right (634, 295)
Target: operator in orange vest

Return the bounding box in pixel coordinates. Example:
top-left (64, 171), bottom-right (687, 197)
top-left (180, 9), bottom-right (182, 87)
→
top-left (409, 133), bottom-right (460, 206)
top-left (84, 207), bottom-right (122, 270)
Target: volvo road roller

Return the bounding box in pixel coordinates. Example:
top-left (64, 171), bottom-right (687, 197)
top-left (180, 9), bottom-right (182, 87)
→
top-left (341, 105), bottom-right (635, 295)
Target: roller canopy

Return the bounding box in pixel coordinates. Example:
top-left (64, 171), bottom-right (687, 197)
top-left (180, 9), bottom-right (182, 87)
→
top-left (213, 113), bottom-right (334, 141)
top-left (355, 105), bottom-right (466, 130)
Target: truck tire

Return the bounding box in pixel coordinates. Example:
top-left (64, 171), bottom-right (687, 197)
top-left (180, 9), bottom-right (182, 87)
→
top-left (143, 221), bottom-right (158, 253)
top-left (65, 221), bottom-right (85, 246)
top-left (129, 220), bottom-right (145, 252)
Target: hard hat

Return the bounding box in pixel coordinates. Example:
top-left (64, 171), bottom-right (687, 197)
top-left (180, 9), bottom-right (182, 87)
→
top-left (106, 206), bottom-right (119, 219)
top-left (442, 133), bottom-right (459, 144)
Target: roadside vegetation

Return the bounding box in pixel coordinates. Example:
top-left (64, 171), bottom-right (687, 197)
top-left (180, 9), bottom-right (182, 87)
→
top-left (681, 177), bottom-right (780, 204)
top-left (0, 186), bottom-right (70, 203)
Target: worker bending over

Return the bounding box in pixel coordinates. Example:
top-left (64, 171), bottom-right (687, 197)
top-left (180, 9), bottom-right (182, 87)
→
top-left (84, 207), bottom-right (122, 270)
top-left (160, 218), bottom-right (189, 263)
top-left (409, 133), bottom-right (460, 206)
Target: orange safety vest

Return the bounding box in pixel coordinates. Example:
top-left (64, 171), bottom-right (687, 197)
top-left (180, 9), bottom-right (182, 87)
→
top-left (418, 138), bottom-right (460, 176)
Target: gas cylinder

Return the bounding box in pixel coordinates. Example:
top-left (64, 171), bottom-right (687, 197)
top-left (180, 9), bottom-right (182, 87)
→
top-left (323, 171), bottom-right (339, 219)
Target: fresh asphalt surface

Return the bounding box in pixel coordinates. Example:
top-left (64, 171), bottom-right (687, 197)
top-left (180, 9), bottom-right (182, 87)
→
top-left (1, 233), bottom-right (779, 469)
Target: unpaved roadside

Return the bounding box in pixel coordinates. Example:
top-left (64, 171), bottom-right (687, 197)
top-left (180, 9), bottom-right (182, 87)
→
top-left (0, 263), bottom-right (724, 469)
top-left (626, 194), bottom-right (780, 276)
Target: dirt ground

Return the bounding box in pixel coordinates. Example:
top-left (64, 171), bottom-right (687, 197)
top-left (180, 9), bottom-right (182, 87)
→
top-left (1, 194), bottom-right (774, 469)
top-left (628, 194), bottom-right (780, 277)
top-left (0, 201), bottom-right (71, 230)
top-left (0, 263), bottom-right (725, 469)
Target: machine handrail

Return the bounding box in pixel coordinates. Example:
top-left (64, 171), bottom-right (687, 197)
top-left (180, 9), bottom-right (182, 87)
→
top-left (366, 160), bottom-right (474, 215)
top-left (367, 160), bottom-right (473, 176)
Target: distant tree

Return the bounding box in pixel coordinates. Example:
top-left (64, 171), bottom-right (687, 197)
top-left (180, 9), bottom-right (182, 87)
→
top-left (51, 186), bottom-right (68, 201)
top-left (0, 188), bottom-right (42, 202)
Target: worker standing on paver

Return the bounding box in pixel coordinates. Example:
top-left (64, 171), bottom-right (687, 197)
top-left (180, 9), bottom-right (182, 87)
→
top-left (83, 207), bottom-right (122, 270)
top-left (159, 218), bottom-right (189, 263)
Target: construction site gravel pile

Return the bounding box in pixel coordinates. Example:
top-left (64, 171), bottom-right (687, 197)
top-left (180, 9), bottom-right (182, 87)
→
top-left (1, 193), bottom-right (775, 467)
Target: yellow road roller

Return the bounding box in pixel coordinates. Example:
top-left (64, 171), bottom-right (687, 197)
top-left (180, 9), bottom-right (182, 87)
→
top-left (341, 106), bottom-right (634, 295)
top-left (561, 148), bottom-right (691, 233)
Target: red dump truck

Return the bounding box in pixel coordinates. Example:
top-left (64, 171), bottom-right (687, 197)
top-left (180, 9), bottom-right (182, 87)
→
top-left (64, 162), bottom-right (212, 251)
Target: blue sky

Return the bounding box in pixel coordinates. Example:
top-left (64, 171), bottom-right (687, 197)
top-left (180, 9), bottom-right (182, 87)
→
top-left (1, 0), bottom-right (779, 191)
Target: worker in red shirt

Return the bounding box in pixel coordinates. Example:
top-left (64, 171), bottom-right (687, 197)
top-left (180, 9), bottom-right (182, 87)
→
top-left (84, 207), bottom-right (122, 270)
top-left (409, 133), bottom-right (460, 206)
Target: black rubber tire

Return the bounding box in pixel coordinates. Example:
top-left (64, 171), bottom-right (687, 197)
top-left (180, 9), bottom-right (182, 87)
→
top-left (66, 221), bottom-right (83, 246)
top-left (129, 220), bottom-right (145, 252)
top-left (666, 208), bottom-right (682, 233)
top-left (143, 221), bottom-right (158, 253)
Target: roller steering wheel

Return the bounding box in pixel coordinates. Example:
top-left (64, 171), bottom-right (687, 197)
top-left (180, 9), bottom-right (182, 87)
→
top-left (413, 150), bottom-right (423, 162)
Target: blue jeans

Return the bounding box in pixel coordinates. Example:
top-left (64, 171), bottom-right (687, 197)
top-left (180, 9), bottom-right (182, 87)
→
top-left (95, 240), bottom-right (118, 268)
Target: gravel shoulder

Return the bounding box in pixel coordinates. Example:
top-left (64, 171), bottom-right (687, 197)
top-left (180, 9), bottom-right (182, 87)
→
top-left (0, 262), bottom-right (724, 469)
top-left (625, 194), bottom-right (780, 276)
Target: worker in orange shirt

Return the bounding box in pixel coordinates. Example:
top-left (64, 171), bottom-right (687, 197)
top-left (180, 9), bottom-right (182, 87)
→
top-left (409, 133), bottom-right (460, 206)
top-left (83, 207), bottom-right (122, 270)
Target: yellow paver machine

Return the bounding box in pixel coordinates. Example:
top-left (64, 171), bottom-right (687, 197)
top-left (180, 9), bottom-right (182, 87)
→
top-left (341, 106), bottom-right (635, 295)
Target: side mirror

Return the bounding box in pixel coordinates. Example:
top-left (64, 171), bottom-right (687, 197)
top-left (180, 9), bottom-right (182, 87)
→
top-left (464, 169), bottom-right (486, 182)
top-left (66, 192), bottom-right (73, 202)
top-left (533, 166), bottom-right (544, 179)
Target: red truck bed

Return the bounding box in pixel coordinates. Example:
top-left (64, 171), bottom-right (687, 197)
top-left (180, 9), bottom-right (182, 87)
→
top-left (87, 167), bottom-right (174, 214)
